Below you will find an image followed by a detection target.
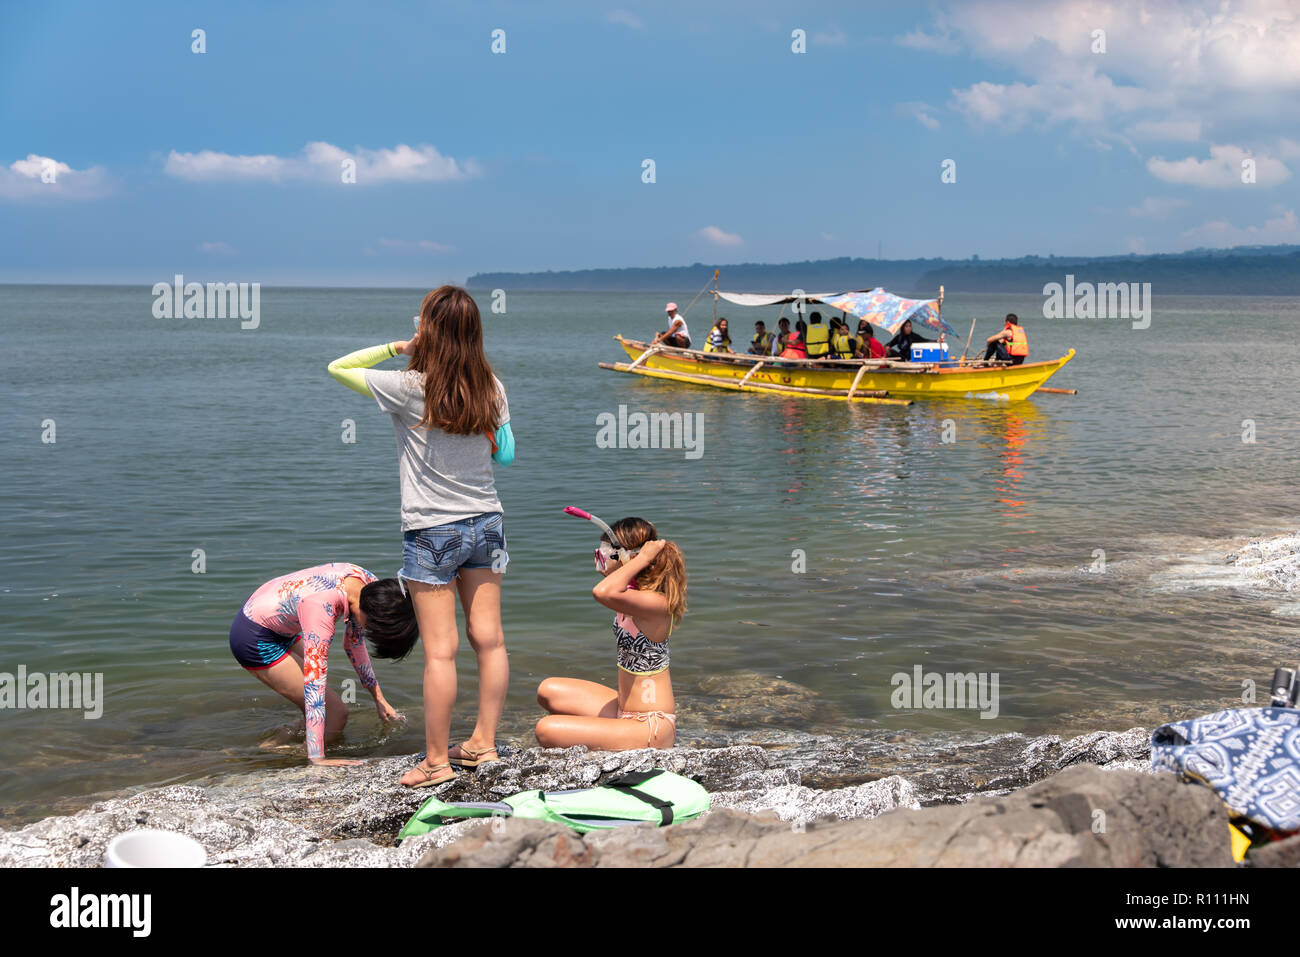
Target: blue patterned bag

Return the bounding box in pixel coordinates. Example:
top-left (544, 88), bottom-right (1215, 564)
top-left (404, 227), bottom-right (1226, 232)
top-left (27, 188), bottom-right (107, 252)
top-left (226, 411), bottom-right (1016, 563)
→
top-left (1152, 707), bottom-right (1300, 832)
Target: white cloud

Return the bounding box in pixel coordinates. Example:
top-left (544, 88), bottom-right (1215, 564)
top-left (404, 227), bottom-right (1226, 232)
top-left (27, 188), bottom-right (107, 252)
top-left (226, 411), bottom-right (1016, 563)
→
top-left (1127, 196), bottom-right (1189, 218)
top-left (896, 101), bottom-right (940, 130)
top-left (0, 153), bottom-right (110, 201)
top-left (949, 67), bottom-right (1161, 131)
top-left (895, 28), bottom-right (959, 54)
top-left (909, 1), bottom-right (1300, 141)
top-left (377, 238), bottom-right (455, 253)
top-left (606, 10), bottom-right (645, 30)
top-left (698, 225), bottom-right (743, 246)
top-left (1127, 118), bottom-right (1203, 142)
top-left (812, 28), bottom-right (848, 46)
top-left (1180, 207), bottom-right (1300, 246)
top-left (1147, 144), bottom-right (1291, 188)
top-left (164, 142), bottom-right (480, 184)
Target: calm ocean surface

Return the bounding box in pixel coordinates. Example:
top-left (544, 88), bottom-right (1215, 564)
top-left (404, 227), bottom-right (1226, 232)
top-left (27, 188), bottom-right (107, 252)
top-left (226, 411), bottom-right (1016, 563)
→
top-left (2, 285), bottom-right (1298, 820)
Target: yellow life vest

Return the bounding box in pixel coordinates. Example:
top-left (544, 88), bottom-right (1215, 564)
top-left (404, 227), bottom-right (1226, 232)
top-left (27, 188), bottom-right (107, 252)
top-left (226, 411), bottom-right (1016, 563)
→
top-left (830, 332), bottom-right (853, 358)
top-left (751, 331), bottom-right (773, 353)
top-left (805, 323), bottom-right (831, 357)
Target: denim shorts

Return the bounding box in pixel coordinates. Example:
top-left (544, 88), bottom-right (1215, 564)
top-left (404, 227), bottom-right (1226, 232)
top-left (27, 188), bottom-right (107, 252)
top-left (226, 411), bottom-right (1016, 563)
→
top-left (401, 512), bottom-right (508, 586)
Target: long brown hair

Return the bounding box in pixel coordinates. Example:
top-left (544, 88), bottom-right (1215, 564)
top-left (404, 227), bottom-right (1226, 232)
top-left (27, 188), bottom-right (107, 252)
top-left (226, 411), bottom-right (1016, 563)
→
top-left (605, 517), bottom-right (687, 629)
top-left (409, 285), bottom-right (500, 436)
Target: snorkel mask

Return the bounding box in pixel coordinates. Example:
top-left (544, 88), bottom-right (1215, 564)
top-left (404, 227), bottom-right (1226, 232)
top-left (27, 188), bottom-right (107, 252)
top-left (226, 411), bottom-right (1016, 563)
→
top-left (563, 506), bottom-right (638, 566)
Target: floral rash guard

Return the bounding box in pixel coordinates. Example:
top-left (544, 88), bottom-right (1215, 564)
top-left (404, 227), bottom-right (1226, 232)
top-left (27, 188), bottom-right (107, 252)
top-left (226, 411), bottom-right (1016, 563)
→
top-left (241, 563), bottom-right (379, 760)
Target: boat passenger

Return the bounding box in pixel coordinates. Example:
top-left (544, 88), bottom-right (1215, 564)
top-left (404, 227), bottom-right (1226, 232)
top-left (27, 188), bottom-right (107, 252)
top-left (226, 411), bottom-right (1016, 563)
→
top-left (653, 302), bottom-right (691, 349)
top-left (780, 321), bottom-right (808, 359)
top-left (748, 320), bottom-right (774, 355)
top-left (805, 312), bottom-right (831, 358)
top-left (536, 518), bottom-right (686, 751)
top-left (829, 320), bottom-right (855, 359)
top-left (983, 313), bottom-right (1028, 365)
top-left (885, 319), bottom-right (933, 360)
top-left (771, 317), bottom-right (791, 355)
top-left (857, 322), bottom-right (887, 359)
top-left (703, 317), bottom-right (733, 353)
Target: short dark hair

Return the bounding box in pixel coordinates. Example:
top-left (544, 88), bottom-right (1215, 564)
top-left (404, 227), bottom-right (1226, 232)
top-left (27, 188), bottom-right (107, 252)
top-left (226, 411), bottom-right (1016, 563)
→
top-left (1005, 313), bottom-right (1018, 324)
top-left (360, 578), bottom-right (419, 660)
top-left (755, 320), bottom-right (766, 328)
top-left (809, 311), bottom-right (822, 322)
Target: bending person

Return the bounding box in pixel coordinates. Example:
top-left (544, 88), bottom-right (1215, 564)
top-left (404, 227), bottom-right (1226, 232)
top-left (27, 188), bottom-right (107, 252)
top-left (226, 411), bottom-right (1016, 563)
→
top-left (230, 563), bottom-right (405, 765)
top-left (328, 286), bottom-right (514, 788)
top-left (536, 517), bottom-right (687, 751)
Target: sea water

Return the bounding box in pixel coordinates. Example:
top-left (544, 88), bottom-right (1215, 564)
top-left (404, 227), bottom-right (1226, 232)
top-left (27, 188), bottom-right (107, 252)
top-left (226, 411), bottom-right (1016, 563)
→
top-left (1, 285), bottom-right (1297, 820)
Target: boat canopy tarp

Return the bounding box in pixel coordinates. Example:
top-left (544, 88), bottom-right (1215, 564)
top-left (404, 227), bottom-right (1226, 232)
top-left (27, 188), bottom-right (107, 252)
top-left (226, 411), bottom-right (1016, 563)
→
top-left (820, 289), bottom-right (957, 338)
top-left (715, 287), bottom-right (955, 337)
top-left (714, 291), bottom-right (842, 307)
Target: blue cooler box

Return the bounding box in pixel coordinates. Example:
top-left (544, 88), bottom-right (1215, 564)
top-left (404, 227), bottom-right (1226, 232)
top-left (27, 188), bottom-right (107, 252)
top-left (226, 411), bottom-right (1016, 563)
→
top-left (910, 343), bottom-right (950, 362)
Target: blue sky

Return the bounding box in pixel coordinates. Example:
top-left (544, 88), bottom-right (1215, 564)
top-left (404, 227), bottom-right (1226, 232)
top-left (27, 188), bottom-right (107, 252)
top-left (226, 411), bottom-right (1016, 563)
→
top-left (3, 0), bottom-right (1299, 284)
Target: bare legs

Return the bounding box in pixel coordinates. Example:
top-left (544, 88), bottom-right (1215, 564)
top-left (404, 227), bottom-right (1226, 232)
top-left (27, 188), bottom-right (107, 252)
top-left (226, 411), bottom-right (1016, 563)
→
top-left (535, 677), bottom-right (675, 750)
top-left (250, 643), bottom-right (356, 763)
top-left (400, 569), bottom-right (507, 787)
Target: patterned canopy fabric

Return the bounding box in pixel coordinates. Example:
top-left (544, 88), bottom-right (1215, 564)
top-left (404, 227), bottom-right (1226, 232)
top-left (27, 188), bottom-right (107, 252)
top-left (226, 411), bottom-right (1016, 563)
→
top-left (1152, 707), bottom-right (1300, 832)
top-left (818, 288), bottom-right (956, 337)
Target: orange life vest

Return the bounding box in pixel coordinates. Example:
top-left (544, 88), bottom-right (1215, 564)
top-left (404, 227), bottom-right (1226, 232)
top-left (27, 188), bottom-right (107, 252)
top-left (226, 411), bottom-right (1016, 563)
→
top-left (780, 331), bottom-right (808, 359)
top-left (1007, 324), bottom-right (1028, 357)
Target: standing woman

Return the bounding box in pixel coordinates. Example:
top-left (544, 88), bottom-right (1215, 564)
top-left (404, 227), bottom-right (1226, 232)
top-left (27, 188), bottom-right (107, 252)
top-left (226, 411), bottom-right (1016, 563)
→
top-left (328, 286), bottom-right (515, 788)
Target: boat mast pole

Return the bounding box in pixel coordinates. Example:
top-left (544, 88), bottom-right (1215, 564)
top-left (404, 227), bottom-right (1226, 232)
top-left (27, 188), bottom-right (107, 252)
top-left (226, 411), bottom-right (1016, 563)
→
top-left (937, 284), bottom-right (946, 357)
top-left (713, 269), bottom-right (719, 325)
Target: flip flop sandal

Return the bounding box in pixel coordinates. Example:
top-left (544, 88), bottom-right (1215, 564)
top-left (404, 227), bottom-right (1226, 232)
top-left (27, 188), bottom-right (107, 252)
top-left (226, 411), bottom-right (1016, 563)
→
top-left (448, 743), bottom-right (499, 769)
top-left (403, 760), bottom-right (456, 789)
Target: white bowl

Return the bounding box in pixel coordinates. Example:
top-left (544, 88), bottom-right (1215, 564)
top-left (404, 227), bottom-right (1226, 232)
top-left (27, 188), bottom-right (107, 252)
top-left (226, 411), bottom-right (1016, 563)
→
top-left (104, 829), bottom-right (207, 868)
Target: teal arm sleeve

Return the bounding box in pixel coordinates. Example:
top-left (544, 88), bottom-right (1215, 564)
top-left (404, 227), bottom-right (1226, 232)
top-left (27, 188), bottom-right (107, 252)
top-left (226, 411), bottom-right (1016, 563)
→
top-left (327, 342), bottom-right (398, 397)
top-left (492, 422), bottom-right (515, 466)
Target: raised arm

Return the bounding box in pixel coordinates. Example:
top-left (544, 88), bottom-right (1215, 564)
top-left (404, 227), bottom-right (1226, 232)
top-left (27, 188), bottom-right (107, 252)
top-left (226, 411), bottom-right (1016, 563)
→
top-left (592, 543), bottom-right (671, 640)
top-left (327, 342), bottom-right (400, 397)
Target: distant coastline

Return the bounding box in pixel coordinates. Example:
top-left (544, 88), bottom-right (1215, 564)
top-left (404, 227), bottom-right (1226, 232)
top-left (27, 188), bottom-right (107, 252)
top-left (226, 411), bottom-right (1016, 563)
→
top-left (468, 244), bottom-right (1300, 296)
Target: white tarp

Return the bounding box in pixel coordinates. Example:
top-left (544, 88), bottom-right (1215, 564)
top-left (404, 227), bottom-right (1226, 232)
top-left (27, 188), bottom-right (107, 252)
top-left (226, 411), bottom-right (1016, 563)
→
top-left (714, 291), bottom-right (843, 307)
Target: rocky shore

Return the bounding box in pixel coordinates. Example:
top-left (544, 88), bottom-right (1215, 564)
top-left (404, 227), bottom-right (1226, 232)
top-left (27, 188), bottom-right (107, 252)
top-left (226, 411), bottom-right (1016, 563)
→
top-left (0, 723), bottom-right (1257, 868)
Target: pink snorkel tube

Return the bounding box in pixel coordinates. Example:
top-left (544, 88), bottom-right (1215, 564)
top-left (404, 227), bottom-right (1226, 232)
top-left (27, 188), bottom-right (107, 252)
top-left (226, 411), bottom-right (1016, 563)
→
top-left (563, 506), bottom-right (631, 562)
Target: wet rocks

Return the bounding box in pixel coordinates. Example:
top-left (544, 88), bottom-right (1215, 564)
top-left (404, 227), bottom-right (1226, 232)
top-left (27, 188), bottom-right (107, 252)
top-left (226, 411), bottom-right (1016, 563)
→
top-left (417, 765), bottom-right (1232, 868)
top-left (0, 727), bottom-right (1160, 868)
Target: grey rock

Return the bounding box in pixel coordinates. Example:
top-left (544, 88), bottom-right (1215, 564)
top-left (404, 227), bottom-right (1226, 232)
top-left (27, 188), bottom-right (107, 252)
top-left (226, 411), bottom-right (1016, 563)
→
top-left (418, 765), bottom-right (1232, 868)
top-left (0, 727), bottom-right (1160, 868)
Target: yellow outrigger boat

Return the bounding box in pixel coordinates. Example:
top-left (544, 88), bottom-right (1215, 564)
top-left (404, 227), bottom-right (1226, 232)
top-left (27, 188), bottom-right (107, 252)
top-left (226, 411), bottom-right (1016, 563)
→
top-left (600, 280), bottom-right (1075, 404)
top-left (604, 338), bottom-right (1074, 404)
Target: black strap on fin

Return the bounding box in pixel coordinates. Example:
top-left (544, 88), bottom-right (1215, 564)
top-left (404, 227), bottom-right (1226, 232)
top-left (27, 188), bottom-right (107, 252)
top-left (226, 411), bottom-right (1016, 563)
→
top-left (603, 770), bottom-right (673, 826)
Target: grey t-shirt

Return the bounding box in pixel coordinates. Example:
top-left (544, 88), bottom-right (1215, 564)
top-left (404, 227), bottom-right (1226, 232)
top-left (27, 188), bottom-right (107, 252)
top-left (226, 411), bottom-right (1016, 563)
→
top-left (364, 368), bottom-right (509, 532)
